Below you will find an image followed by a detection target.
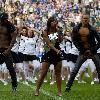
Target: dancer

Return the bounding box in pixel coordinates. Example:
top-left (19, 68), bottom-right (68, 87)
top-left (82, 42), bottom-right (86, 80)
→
top-left (65, 13), bottom-right (100, 92)
top-left (35, 17), bottom-right (64, 96)
top-left (0, 13), bottom-right (17, 91)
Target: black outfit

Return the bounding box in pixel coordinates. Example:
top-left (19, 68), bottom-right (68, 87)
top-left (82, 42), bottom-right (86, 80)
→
top-left (0, 49), bottom-right (17, 88)
top-left (66, 23), bottom-right (100, 91)
top-left (0, 21), bottom-right (17, 89)
top-left (11, 51), bottom-right (21, 63)
top-left (18, 52), bottom-right (25, 62)
top-left (63, 39), bottom-right (78, 63)
top-left (42, 42), bottom-right (63, 65)
top-left (18, 52), bottom-right (38, 62)
top-left (71, 23), bottom-right (100, 55)
top-left (65, 53), bottom-right (78, 63)
top-left (42, 31), bottom-right (64, 66)
top-left (24, 54), bottom-right (38, 61)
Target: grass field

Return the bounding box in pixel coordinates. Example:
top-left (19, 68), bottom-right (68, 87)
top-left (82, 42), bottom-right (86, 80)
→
top-left (0, 76), bottom-right (100, 100)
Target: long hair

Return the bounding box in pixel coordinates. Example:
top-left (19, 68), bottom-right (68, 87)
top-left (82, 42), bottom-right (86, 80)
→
top-left (47, 16), bottom-right (57, 33)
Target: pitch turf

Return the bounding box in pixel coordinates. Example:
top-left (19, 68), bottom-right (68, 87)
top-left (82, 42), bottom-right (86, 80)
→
top-left (0, 77), bottom-right (100, 100)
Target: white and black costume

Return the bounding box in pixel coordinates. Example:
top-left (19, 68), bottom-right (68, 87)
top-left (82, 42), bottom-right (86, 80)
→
top-left (42, 31), bottom-right (64, 65)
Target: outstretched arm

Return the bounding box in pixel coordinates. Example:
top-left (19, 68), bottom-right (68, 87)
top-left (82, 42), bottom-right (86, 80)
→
top-left (33, 28), bottom-right (42, 35)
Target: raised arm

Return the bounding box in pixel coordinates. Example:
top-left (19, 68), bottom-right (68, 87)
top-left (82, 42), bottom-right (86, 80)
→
top-left (33, 28), bottom-right (42, 35)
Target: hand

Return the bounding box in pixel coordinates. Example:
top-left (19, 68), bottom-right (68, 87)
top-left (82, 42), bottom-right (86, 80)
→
top-left (57, 50), bottom-right (64, 59)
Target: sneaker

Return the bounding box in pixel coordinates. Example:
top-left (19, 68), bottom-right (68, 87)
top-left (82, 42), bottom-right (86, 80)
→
top-left (84, 73), bottom-right (90, 78)
top-left (75, 77), bottom-right (78, 80)
top-left (4, 81), bottom-right (8, 86)
top-left (19, 77), bottom-right (22, 80)
top-left (28, 77), bottom-right (31, 81)
top-left (26, 77), bottom-right (29, 80)
top-left (35, 90), bottom-right (39, 96)
top-left (31, 79), bottom-right (36, 83)
top-left (68, 75), bottom-right (70, 80)
top-left (78, 80), bottom-right (86, 84)
top-left (0, 79), bottom-right (4, 83)
top-left (34, 77), bottom-right (37, 81)
top-left (8, 76), bottom-right (11, 79)
top-left (28, 77), bottom-right (36, 83)
top-left (62, 77), bottom-right (65, 80)
top-left (23, 81), bottom-right (29, 85)
top-left (91, 81), bottom-right (94, 85)
top-left (50, 81), bottom-right (54, 85)
top-left (65, 87), bottom-right (71, 92)
top-left (76, 73), bottom-right (80, 78)
top-left (94, 78), bottom-right (99, 82)
top-left (44, 80), bottom-right (47, 83)
top-left (17, 78), bottom-right (20, 82)
top-left (66, 81), bottom-right (68, 84)
top-left (57, 93), bottom-right (62, 97)
top-left (12, 87), bottom-right (17, 92)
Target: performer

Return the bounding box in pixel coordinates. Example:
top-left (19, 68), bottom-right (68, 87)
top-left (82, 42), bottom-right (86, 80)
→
top-left (35, 17), bottom-right (64, 96)
top-left (65, 13), bottom-right (100, 92)
top-left (0, 13), bottom-right (17, 91)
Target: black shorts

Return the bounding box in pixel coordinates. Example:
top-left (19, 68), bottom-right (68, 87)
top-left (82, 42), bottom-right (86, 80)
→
top-left (24, 54), bottom-right (37, 61)
top-left (42, 50), bottom-right (62, 65)
top-left (65, 53), bottom-right (78, 63)
top-left (0, 48), bottom-right (7, 64)
top-left (0, 54), bottom-right (6, 64)
top-left (18, 52), bottom-right (25, 62)
top-left (11, 51), bottom-right (21, 63)
top-left (0, 48), bottom-right (13, 64)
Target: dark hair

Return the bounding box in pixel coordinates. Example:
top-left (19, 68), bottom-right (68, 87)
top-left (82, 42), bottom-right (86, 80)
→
top-left (28, 29), bottom-right (35, 38)
top-left (47, 17), bottom-right (57, 33)
top-left (22, 26), bottom-right (28, 30)
top-left (22, 26), bottom-right (28, 35)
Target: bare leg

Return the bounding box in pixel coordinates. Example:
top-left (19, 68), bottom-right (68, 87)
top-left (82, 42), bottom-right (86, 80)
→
top-left (54, 61), bottom-right (62, 96)
top-left (78, 71), bottom-right (85, 82)
top-left (92, 54), bottom-right (100, 83)
top-left (0, 71), bottom-right (3, 81)
top-left (92, 71), bottom-right (96, 81)
top-left (35, 62), bottom-right (49, 96)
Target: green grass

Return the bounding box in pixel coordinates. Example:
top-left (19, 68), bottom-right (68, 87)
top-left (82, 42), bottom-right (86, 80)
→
top-left (0, 77), bottom-right (100, 100)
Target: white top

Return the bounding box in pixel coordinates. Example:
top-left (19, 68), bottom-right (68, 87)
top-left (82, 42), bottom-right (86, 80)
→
top-left (11, 37), bottom-right (20, 53)
top-left (60, 36), bottom-right (72, 54)
top-left (23, 36), bottom-right (37, 55)
top-left (18, 35), bottom-right (27, 53)
top-left (97, 48), bottom-right (100, 53)
top-left (69, 43), bottom-right (79, 55)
